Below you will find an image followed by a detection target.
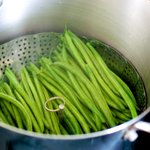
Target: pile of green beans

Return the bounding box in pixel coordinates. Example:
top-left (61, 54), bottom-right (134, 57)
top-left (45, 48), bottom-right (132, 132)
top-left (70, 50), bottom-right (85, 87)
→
top-left (0, 28), bottom-right (138, 135)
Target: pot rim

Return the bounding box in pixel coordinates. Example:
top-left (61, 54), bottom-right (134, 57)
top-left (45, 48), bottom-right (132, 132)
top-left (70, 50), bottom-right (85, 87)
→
top-left (0, 107), bottom-right (149, 140)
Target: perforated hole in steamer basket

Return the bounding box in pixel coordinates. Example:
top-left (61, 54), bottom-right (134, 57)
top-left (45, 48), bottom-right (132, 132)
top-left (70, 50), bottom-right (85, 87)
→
top-left (0, 32), bottom-right (147, 114)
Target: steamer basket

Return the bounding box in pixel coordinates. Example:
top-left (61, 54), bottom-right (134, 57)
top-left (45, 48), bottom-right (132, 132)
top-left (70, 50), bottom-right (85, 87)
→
top-left (0, 32), bottom-right (146, 113)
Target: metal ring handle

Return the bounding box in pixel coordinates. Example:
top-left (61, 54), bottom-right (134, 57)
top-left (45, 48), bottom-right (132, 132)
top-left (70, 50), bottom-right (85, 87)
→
top-left (44, 96), bottom-right (65, 112)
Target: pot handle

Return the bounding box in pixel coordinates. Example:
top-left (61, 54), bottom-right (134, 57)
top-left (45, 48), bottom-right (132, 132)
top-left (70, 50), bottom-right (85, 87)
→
top-left (123, 108), bottom-right (150, 142)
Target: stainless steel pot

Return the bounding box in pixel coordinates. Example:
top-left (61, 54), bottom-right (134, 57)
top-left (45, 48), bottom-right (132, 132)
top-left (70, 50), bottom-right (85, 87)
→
top-left (0, 0), bottom-right (150, 150)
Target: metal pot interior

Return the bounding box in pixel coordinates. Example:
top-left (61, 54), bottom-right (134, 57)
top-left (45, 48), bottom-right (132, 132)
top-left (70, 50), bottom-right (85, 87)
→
top-left (0, 0), bottom-right (150, 138)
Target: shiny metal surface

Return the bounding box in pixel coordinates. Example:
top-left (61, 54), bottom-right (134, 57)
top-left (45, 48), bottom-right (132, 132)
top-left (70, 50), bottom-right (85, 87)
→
top-left (0, 0), bottom-right (150, 149)
top-left (0, 0), bottom-right (3, 7)
top-left (0, 0), bottom-right (150, 106)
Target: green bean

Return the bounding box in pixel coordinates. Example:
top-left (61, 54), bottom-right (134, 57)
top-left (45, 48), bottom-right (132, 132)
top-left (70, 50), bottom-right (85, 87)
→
top-left (21, 68), bottom-right (35, 102)
top-left (112, 109), bottom-right (131, 121)
top-left (63, 31), bottom-right (85, 70)
top-left (69, 32), bottom-right (126, 110)
top-left (28, 63), bottom-right (40, 73)
top-left (62, 45), bottom-right (68, 62)
top-left (40, 63), bottom-right (97, 131)
top-left (21, 67), bottom-right (43, 114)
top-left (80, 102), bottom-right (100, 131)
top-left (0, 86), bottom-right (15, 117)
top-left (59, 124), bottom-right (68, 135)
top-left (0, 102), bottom-right (15, 126)
top-left (0, 93), bottom-right (32, 131)
top-left (83, 43), bottom-right (127, 108)
top-left (40, 57), bottom-right (72, 86)
top-left (61, 52), bottom-right (125, 111)
top-left (93, 113), bottom-right (102, 131)
top-left (64, 30), bottom-right (119, 126)
top-left (63, 118), bottom-right (76, 134)
top-left (87, 43), bottom-right (137, 118)
top-left (5, 68), bottom-right (44, 132)
top-left (21, 67), bottom-right (51, 130)
top-left (39, 76), bottom-right (90, 133)
top-left (41, 60), bottom-right (99, 130)
top-left (50, 66), bottom-right (71, 85)
top-left (102, 91), bottom-right (125, 111)
top-left (14, 90), bottom-right (41, 132)
top-left (110, 70), bottom-right (137, 105)
top-left (2, 83), bottom-right (23, 129)
top-left (52, 99), bottom-right (83, 134)
top-left (74, 33), bottom-right (136, 116)
top-left (69, 30), bottom-right (120, 95)
top-left (67, 70), bottom-right (99, 113)
top-left (51, 62), bottom-right (115, 127)
top-left (76, 77), bottom-right (93, 101)
top-left (85, 64), bottom-right (125, 112)
top-left (67, 71), bottom-right (101, 130)
top-left (123, 109), bottom-right (132, 118)
top-left (32, 74), bottom-right (54, 131)
top-left (41, 85), bottom-right (61, 134)
top-left (0, 108), bottom-right (9, 124)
